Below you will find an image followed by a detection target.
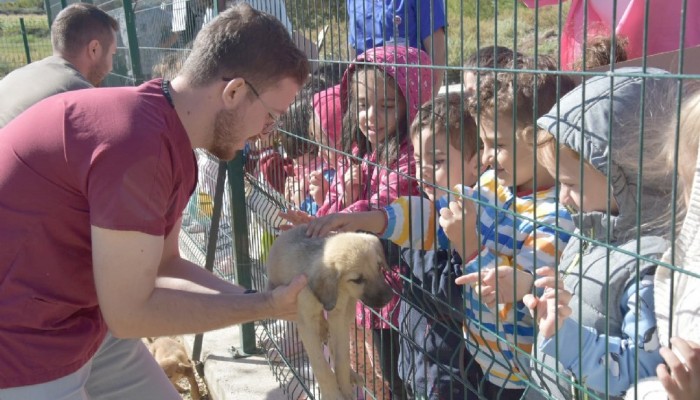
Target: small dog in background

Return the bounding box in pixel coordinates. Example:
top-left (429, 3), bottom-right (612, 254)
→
top-left (267, 225), bottom-right (394, 400)
top-left (147, 337), bottom-right (202, 400)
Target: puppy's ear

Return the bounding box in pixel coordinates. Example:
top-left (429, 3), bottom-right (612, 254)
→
top-left (178, 361), bottom-right (192, 371)
top-left (308, 263), bottom-right (339, 311)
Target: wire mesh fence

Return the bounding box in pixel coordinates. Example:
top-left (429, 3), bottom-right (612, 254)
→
top-left (3, 0), bottom-right (700, 399)
top-left (0, 14), bottom-right (51, 77)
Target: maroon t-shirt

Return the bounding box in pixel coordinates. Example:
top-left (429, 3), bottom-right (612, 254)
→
top-left (0, 79), bottom-right (197, 387)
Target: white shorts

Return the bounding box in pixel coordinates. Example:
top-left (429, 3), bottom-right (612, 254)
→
top-left (0, 333), bottom-right (180, 400)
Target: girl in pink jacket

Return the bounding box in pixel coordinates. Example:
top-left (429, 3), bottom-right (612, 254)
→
top-left (317, 45), bottom-right (433, 399)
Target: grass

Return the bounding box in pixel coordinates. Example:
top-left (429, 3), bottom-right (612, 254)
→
top-left (0, 13), bottom-right (51, 77)
top-left (288, 0), bottom-right (568, 82)
top-left (0, 1), bottom-right (569, 80)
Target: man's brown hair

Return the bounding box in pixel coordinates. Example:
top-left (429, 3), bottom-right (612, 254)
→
top-left (469, 55), bottom-right (576, 132)
top-left (51, 3), bottom-right (119, 58)
top-left (180, 4), bottom-right (309, 91)
top-left (411, 92), bottom-right (480, 160)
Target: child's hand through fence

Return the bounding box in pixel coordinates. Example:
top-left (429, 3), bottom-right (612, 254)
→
top-left (522, 267), bottom-right (572, 339)
top-left (438, 192), bottom-right (478, 259)
top-left (658, 337), bottom-right (700, 400)
top-left (285, 176), bottom-right (305, 207)
top-left (342, 164), bottom-right (363, 206)
top-left (278, 209), bottom-right (315, 230)
top-left (455, 265), bottom-right (535, 308)
top-left (304, 210), bottom-right (387, 238)
top-left (308, 170), bottom-right (328, 205)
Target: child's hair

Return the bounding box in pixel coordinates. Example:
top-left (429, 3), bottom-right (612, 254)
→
top-left (342, 66), bottom-right (408, 165)
top-left (305, 61), bottom-right (348, 93)
top-left (410, 92), bottom-right (480, 160)
top-left (278, 93), bottom-right (317, 159)
top-left (573, 34), bottom-right (629, 71)
top-left (468, 55), bottom-right (577, 139)
top-left (665, 83), bottom-right (700, 207)
top-left (463, 45), bottom-right (522, 70)
top-left (152, 52), bottom-right (186, 80)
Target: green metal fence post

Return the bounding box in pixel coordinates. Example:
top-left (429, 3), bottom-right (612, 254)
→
top-left (228, 150), bottom-right (258, 356)
top-left (122, 0), bottom-right (144, 85)
top-left (59, 0), bottom-right (66, 10)
top-left (191, 161), bottom-right (229, 376)
top-left (19, 18), bottom-right (31, 64)
top-left (43, 0), bottom-right (53, 28)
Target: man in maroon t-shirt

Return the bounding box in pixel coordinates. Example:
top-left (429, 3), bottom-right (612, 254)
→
top-left (0, 4), bottom-right (309, 399)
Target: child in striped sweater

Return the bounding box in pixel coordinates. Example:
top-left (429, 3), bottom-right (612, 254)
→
top-left (300, 55), bottom-right (578, 399)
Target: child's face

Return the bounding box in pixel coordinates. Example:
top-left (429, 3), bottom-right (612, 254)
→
top-left (542, 145), bottom-right (619, 213)
top-left (354, 70), bottom-right (406, 147)
top-left (463, 71), bottom-right (477, 96)
top-left (412, 128), bottom-right (480, 202)
top-left (479, 115), bottom-right (537, 191)
top-left (309, 117), bottom-right (336, 165)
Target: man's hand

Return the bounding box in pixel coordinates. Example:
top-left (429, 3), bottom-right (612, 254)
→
top-left (522, 267), bottom-right (572, 339)
top-left (308, 170), bottom-right (328, 205)
top-left (658, 337), bottom-right (700, 400)
top-left (265, 274), bottom-right (308, 321)
top-left (456, 265), bottom-right (534, 308)
top-left (438, 194), bottom-right (478, 259)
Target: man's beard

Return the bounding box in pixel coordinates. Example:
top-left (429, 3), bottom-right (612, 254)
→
top-left (86, 61), bottom-right (108, 87)
top-left (209, 107), bottom-right (243, 161)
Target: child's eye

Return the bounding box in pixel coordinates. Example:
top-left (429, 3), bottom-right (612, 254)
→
top-left (434, 159), bottom-right (445, 166)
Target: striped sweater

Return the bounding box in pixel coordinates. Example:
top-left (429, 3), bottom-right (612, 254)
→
top-left (381, 170), bottom-right (575, 388)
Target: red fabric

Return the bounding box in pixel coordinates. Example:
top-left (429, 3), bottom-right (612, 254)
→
top-left (0, 79), bottom-right (196, 388)
top-left (312, 84), bottom-right (343, 151)
top-left (259, 152), bottom-right (294, 195)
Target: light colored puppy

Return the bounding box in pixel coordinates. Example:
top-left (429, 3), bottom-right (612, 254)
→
top-left (267, 225), bottom-right (394, 400)
top-left (147, 337), bottom-right (202, 400)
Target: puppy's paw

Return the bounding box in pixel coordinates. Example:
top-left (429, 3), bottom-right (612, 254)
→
top-left (173, 383), bottom-right (187, 393)
top-left (339, 385), bottom-right (357, 400)
top-left (350, 369), bottom-right (364, 386)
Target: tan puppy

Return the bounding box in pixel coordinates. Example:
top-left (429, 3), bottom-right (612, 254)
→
top-left (267, 226), bottom-right (394, 400)
top-left (147, 337), bottom-right (201, 400)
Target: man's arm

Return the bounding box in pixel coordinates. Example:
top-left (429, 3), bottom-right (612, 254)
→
top-left (422, 27), bottom-right (446, 91)
top-left (92, 221), bottom-right (306, 338)
top-left (154, 218), bottom-right (248, 294)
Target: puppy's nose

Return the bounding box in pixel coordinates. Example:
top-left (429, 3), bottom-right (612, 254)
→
top-left (361, 284), bottom-right (394, 308)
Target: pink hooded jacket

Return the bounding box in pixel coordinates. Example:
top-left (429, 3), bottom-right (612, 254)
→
top-left (312, 84), bottom-right (343, 156)
top-left (522, 0), bottom-right (700, 70)
top-left (317, 46), bottom-right (433, 329)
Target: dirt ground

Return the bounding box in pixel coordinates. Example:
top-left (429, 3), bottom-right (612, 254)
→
top-left (177, 370), bottom-right (209, 400)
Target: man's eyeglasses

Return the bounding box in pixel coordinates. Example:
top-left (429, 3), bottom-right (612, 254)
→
top-left (222, 77), bottom-right (280, 135)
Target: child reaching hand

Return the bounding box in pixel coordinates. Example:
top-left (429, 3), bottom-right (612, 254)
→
top-left (309, 46), bottom-right (433, 400)
top-left (522, 69), bottom-right (682, 400)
